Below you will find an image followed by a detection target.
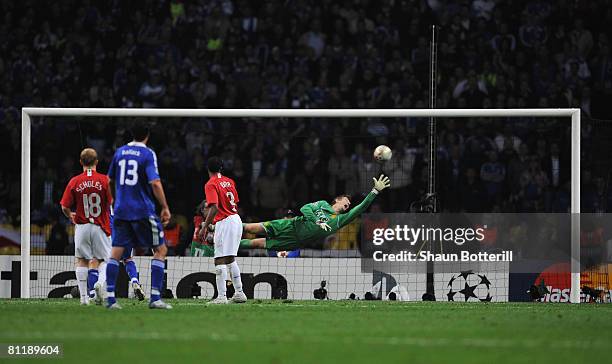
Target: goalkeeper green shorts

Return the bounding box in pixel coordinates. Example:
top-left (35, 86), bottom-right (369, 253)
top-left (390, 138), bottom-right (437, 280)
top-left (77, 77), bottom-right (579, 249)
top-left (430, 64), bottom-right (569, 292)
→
top-left (262, 219), bottom-right (299, 251)
top-left (190, 241), bottom-right (214, 257)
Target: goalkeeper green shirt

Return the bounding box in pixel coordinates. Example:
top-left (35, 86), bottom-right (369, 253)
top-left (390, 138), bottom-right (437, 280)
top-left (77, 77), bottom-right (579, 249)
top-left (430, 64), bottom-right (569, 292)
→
top-left (293, 190), bottom-right (378, 242)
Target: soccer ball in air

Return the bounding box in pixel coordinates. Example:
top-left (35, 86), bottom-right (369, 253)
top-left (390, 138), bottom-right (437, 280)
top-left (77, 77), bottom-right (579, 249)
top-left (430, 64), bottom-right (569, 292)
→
top-left (373, 145), bottom-right (392, 162)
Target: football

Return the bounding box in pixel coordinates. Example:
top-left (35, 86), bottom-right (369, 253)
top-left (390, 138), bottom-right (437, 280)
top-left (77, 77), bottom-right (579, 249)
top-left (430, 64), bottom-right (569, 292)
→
top-left (373, 145), bottom-right (392, 161)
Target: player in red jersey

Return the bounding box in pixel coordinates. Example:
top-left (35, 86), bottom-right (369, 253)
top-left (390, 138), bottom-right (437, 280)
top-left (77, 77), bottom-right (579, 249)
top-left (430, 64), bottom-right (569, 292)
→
top-left (190, 200), bottom-right (215, 257)
top-left (200, 156), bottom-right (246, 304)
top-left (60, 148), bottom-right (113, 305)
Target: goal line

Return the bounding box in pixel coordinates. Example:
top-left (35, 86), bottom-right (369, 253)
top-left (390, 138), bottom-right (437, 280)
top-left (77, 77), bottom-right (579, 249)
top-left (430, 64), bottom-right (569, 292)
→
top-left (20, 107), bottom-right (581, 302)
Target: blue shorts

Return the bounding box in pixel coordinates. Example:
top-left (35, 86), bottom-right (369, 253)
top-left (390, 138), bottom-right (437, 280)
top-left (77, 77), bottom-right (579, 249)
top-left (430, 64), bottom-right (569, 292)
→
top-left (111, 216), bottom-right (132, 260)
top-left (112, 217), bottom-right (165, 250)
top-left (121, 247), bottom-right (134, 260)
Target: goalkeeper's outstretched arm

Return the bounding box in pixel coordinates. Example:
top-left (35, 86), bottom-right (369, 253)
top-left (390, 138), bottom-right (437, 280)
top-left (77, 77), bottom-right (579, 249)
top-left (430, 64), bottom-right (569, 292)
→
top-left (337, 175), bottom-right (390, 228)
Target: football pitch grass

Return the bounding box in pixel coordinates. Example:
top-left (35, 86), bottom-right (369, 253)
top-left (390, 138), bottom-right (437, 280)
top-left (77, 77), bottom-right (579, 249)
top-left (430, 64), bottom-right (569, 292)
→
top-left (0, 299), bottom-right (610, 364)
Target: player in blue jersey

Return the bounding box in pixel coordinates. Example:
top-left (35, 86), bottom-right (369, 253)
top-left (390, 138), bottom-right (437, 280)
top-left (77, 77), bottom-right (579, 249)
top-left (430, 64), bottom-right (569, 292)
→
top-left (105, 122), bottom-right (172, 309)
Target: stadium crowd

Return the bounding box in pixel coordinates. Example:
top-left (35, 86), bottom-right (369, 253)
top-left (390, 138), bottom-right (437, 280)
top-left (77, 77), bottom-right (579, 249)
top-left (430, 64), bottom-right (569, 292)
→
top-left (0, 0), bottom-right (611, 253)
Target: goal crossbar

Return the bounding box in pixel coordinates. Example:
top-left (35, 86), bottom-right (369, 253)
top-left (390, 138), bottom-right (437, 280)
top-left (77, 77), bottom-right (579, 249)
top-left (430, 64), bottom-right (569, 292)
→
top-left (23, 107), bottom-right (577, 118)
top-left (20, 108), bottom-right (581, 302)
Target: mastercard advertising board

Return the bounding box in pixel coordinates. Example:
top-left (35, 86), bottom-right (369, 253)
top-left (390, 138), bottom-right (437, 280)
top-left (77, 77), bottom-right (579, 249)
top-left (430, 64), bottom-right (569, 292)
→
top-left (533, 263), bottom-right (612, 302)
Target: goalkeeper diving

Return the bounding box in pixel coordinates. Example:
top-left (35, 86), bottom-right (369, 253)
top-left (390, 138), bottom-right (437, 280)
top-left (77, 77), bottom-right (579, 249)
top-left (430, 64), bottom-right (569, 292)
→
top-left (239, 175), bottom-right (391, 250)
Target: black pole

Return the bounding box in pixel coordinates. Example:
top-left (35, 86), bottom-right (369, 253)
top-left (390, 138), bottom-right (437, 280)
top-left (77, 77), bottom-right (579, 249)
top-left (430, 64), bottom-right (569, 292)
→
top-left (428, 25), bottom-right (438, 207)
top-left (425, 25), bottom-right (438, 298)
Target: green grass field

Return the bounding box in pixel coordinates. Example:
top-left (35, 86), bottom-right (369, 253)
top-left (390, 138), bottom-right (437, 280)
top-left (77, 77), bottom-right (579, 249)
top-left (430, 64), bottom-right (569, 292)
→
top-left (0, 299), bottom-right (610, 364)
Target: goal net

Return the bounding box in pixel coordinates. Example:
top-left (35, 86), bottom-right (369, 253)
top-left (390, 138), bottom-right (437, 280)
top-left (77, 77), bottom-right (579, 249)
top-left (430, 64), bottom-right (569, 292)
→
top-left (8, 107), bottom-right (599, 303)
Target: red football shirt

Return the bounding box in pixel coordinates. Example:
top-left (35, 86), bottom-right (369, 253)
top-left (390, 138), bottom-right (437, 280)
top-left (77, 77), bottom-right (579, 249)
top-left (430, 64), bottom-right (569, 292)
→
top-left (204, 173), bottom-right (239, 223)
top-left (192, 215), bottom-right (212, 245)
top-left (60, 169), bottom-right (113, 236)
top-left (193, 215), bottom-right (203, 242)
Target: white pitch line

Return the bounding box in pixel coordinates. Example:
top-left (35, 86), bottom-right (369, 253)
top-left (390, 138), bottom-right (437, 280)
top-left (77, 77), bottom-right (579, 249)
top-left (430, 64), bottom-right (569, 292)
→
top-left (0, 331), bottom-right (607, 350)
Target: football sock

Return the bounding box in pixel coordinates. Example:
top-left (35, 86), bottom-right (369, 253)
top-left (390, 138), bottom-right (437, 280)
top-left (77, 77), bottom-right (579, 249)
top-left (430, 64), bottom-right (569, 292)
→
top-left (150, 259), bottom-right (164, 303)
top-left (87, 269), bottom-right (99, 298)
top-left (125, 259), bottom-right (139, 283)
top-left (106, 259), bottom-right (120, 305)
top-left (75, 266), bottom-right (88, 303)
top-left (227, 261), bottom-right (243, 293)
top-left (215, 265), bottom-right (228, 298)
top-left (97, 261), bottom-right (107, 286)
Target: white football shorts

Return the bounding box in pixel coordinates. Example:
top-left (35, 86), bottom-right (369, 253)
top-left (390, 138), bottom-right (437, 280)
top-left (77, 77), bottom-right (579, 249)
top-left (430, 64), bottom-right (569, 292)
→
top-left (74, 223), bottom-right (111, 260)
top-left (213, 214), bottom-right (243, 258)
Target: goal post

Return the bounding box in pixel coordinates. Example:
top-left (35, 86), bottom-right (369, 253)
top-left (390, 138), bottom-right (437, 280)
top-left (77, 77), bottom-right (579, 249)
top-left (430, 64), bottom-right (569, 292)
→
top-left (19, 107), bottom-right (582, 302)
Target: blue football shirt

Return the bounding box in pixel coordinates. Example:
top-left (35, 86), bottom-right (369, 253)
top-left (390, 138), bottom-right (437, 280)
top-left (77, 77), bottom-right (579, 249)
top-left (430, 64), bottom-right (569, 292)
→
top-left (108, 141), bottom-right (160, 220)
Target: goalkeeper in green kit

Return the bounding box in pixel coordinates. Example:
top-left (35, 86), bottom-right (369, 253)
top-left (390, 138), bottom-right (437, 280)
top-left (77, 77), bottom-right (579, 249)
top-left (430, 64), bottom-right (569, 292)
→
top-left (240, 175), bottom-right (391, 251)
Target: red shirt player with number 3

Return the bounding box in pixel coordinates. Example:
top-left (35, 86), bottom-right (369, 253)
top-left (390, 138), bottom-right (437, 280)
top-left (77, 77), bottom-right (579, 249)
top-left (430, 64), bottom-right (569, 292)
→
top-left (59, 148), bottom-right (112, 305)
top-left (202, 156), bottom-right (247, 304)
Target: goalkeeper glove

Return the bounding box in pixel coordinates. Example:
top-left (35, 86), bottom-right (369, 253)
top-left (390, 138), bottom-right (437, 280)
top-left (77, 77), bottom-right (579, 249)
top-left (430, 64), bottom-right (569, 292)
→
top-left (317, 222), bottom-right (332, 231)
top-left (372, 174), bottom-right (391, 194)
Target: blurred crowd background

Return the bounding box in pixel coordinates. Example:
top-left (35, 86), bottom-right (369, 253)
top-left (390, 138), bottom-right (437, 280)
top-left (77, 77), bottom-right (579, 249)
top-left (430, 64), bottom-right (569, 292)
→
top-left (0, 0), bottom-right (611, 254)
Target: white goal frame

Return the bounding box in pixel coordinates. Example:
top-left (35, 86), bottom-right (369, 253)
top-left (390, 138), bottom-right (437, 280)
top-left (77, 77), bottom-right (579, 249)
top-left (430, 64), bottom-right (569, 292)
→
top-left (20, 107), bottom-right (582, 302)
